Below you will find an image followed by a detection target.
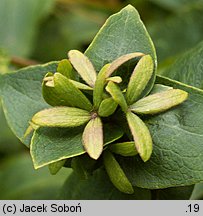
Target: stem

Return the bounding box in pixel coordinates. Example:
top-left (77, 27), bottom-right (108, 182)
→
top-left (11, 56), bottom-right (39, 68)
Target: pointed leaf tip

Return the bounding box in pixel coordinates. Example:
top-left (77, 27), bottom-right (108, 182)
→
top-left (126, 112), bottom-right (152, 162)
top-left (82, 117), bottom-right (103, 160)
top-left (103, 150), bottom-right (134, 194)
top-left (68, 50), bottom-right (97, 87)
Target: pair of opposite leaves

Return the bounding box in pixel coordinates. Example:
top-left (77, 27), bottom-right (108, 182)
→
top-left (30, 50), bottom-right (188, 163)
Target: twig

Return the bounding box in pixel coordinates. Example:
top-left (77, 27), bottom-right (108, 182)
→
top-left (11, 56), bottom-right (40, 67)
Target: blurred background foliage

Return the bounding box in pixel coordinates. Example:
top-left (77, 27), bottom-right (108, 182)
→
top-left (0, 0), bottom-right (203, 199)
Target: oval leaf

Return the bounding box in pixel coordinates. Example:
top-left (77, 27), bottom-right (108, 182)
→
top-left (85, 5), bottom-right (157, 101)
top-left (43, 72), bottom-right (92, 111)
top-left (98, 97), bottom-right (117, 117)
top-left (32, 107), bottom-right (91, 128)
top-left (110, 141), bottom-right (138, 157)
top-left (57, 59), bottom-right (76, 80)
top-left (126, 55), bottom-right (154, 105)
top-left (68, 50), bottom-right (97, 87)
top-left (82, 116), bottom-right (103, 160)
top-left (130, 89), bottom-right (188, 115)
top-left (106, 81), bottom-right (128, 112)
top-left (103, 150), bottom-right (134, 194)
top-left (93, 63), bottom-right (111, 109)
top-left (126, 111), bottom-right (153, 162)
top-left (85, 4), bottom-right (157, 76)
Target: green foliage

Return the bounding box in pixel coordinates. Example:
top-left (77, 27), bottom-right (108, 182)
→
top-left (85, 5), bottom-right (157, 71)
top-left (119, 76), bottom-right (203, 189)
top-left (60, 168), bottom-right (151, 200)
top-left (31, 124), bottom-right (123, 169)
top-left (103, 150), bottom-right (134, 194)
top-left (1, 3), bottom-right (203, 200)
top-left (0, 62), bottom-right (57, 146)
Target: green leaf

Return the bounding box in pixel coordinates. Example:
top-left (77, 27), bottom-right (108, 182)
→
top-left (159, 41), bottom-right (203, 89)
top-left (43, 72), bottom-right (92, 111)
top-left (85, 5), bottom-right (157, 72)
top-left (109, 141), bottom-right (138, 157)
top-left (48, 160), bottom-right (66, 175)
top-left (130, 89), bottom-right (188, 115)
top-left (106, 81), bottom-right (128, 112)
top-left (85, 5), bottom-right (157, 98)
top-left (98, 97), bottom-right (117, 117)
top-left (126, 111), bottom-right (153, 162)
top-left (150, 84), bottom-right (173, 94)
top-left (93, 63), bottom-right (111, 109)
top-left (68, 50), bottom-right (97, 87)
top-left (57, 59), bottom-right (76, 80)
top-left (0, 0), bottom-right (55, 57)
top-left (0, 62), bottom-right (58, 146)
top-left (118, 76), bottom-right (203, 189)
top-left (68, 79), bottom-right (93, 91)
top-left (31, 107), bottom-right (91, 128)
top-left (126, 55), bottom-right (154, 104)
top-left (103, 151), bottom-right (134, 194)
top-left (42, 73), bottom-right (92, 107)
top-left (82, 117), bottom-right (103, 160)
top-left (0, 153), bottom-right (70, 199)
top-left (106, 76), bottom-right (122, 83)
top-left (60, 168), bottom-right (151, 200)
top-left (30, 123), bottom-right (123, 169)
